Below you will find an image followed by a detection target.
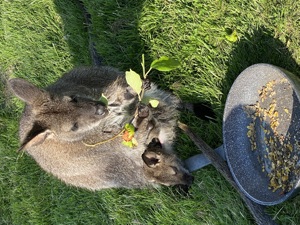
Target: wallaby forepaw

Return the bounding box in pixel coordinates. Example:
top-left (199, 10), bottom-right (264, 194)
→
top-left (138, 104), bottom-right (149, 118)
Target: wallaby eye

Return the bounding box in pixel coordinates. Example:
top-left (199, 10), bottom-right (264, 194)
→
top-left (71, 122), bottom-right (79, 131)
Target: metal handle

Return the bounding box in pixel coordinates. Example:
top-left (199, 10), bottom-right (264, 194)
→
top-left (184, 145), bottom-right (226, 172)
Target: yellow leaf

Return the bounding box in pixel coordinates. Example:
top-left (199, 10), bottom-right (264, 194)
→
top-left (141, 97), bottom-right (159, 108)
top-left (149, 99), bottom-right (159, 108)
top-left (131, 138), bottom-right (138, 147)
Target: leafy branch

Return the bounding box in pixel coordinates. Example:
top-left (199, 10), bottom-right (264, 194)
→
top-left (125, 55), bottom-right (180, 107)
top-left (87, 55), bottom-right (180, 148)
top-left (121, 55), bottom-right (180, 147)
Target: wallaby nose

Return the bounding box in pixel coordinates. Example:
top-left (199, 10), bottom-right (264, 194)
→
top-left (185, 173), bottom-right (194, 185)
top-left (149, 138), bottom-right (162, 148)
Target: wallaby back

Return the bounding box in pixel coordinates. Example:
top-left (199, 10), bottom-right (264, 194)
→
top-left (8, 66), bottom-right (193, 190)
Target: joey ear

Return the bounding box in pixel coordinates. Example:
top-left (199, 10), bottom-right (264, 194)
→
top-left (8, 78), bottom-right (45, 104)
top-left (142, 151), bottom-right (161, 168)
top-left (19, 122), bottom-right (52, 151)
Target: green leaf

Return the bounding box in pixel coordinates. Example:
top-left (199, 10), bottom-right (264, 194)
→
top-left (131, 138), bottom-right (138, 147)
top-left (225, 30), bottom-right (238, 42)
top-left (122, 140), bottom-right (134, 148)
top-left (150, 56), bottom-right (180, 71)
top-left (125, 69), bottom-right (142, 96)
top-left (98, 94), bottom-right (108, 106)
top-left (124, 123), bottom-right (135, 136)
top-left (141, 96), bottom-right (151, 105)
top-left (141, 97), bottom-right (160, 108)
top-left (149, 99), bottom-right (159, 108)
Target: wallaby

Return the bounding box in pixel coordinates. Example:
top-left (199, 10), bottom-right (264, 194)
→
top-left (8, 67), bottom-right (193, 190)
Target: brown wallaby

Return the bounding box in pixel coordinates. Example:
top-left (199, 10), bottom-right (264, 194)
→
top-left (8, 66), bottom-right (193, 190)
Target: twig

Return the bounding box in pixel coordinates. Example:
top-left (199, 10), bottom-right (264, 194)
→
top-left (178, 122), bottom-right (277, 225)
top-left (82, 128), bottom-right (125, 147)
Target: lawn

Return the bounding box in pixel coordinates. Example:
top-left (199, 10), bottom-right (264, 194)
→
top-left (1, 0), bottom-right (300, 224)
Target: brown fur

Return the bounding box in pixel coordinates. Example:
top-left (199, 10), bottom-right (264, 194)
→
top-left (8, 66), bottom-right (193, 190)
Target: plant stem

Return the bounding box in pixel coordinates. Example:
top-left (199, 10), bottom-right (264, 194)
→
top-left (140, 54), bottom-right (152, 101)
top-left (142, 54), bottom-right (146, 79)
top-left (141, 54), bottom-right (152, 79)
top-left (144, 67), bottom-right (152, 78)
top-left (82, 128), bottom-right (125, 147)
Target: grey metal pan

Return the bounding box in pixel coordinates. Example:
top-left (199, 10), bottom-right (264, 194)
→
top-left (185, 63), bottom-right (300, 205)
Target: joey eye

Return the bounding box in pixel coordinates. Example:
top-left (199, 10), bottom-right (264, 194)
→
top-left (71, 122), bottom-right (79, 131)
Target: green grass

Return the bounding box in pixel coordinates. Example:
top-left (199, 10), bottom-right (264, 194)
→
top-left (1, 0), bottom-right (300, 224)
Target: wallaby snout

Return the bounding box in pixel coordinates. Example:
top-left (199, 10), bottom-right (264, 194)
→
top-left (182, 172), bottom-right (194, 187)
top-left (142, 138), bottom-right (193, 187)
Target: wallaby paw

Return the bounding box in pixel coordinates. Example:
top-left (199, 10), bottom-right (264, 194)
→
top-left (138, 104), bottom-right (149, 118)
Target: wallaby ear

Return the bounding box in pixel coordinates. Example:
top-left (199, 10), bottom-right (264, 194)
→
top-left (19, 122), bottom-right (52, 151)
top-left (8, 78), bottom-right (44, 104)
top-left (142, 151), bottom-right (161, 168)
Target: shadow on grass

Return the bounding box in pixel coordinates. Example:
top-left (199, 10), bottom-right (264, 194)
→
top-left (46, 0), bottom-right (148, 223)
top-left (223, 27), bottom-right (300, 224)
top-left (223, 27), bottom-right (300, 99)
top-left (53, 0), bottom-right (147, 72)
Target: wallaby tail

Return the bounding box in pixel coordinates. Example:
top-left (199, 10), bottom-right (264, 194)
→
top-left (78, 0), bottom-right (103, 66)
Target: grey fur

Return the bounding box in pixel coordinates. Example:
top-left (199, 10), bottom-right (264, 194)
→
top-left (8, 66), bottom-right (193, 190)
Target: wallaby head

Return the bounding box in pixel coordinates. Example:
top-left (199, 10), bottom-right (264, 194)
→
top-left (142, 138), bottom-right (194, 187)
top-left (8, 78), bottom-right (108, 150)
